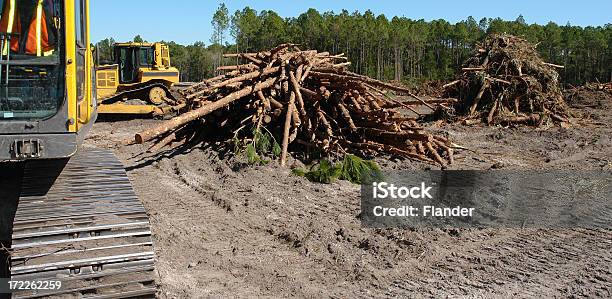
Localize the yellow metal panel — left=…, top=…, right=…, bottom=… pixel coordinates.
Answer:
left=65, top=0, right=77, bottom=132
left=98, top=103, right=156, bottom=115
left=139, top=68, right=180, bottom=84
left=96, top=88, right=118, bottom=99
left=115, top=42, right=155, bottom=47
left=161, top=44, right=171, bottom=68
left=84, top=0, right=93, bottom=124
left=154, top=43, right=163, bottom=69
left=77, top=0, right=94, bottom=127
left=95, top=67, right=119, bottom=98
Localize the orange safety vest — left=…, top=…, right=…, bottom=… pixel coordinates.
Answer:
left=0, top=0, right=53, bottom=56
left=0, top=0, right=21, bottom=54
left=25, top=0, right=53, bottom=56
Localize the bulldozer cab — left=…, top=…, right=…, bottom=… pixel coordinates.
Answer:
left=115, top=44, right=147, bottom=84
left=113, top=42, right=172, bottom=84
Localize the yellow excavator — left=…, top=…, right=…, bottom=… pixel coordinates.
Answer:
left=0, top=0, right=155, bottom=297
left=96, top=42, right=184, bottom=117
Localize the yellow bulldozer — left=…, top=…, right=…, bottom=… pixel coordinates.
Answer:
left=96, top=42, right=184, bottom=116
left=0, top=0, right=156, bottom=297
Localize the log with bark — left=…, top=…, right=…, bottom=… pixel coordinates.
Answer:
left=137, top=44, right=454, bottom=166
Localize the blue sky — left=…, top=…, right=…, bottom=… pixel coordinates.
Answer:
left=91, top=0, right=611, bottom=44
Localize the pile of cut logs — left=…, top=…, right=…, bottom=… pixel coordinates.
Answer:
left=135, top=44, right=456, bottom=166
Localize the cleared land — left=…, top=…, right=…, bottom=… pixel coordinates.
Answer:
left=83, top=89, right=611, bottom=298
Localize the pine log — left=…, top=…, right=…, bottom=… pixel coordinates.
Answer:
left=183, top=73, right=229, bottom=93
left=242, top=53, right=263, bottom=65
left=257, top=90, right=272, bottom=111
left=135, top=77, right=278, bottom=144
left=337, top=103, right=357, bottom=131
left=462, top=67, right=485, bottom=71
left=443, top=80, right=460, bottom=88
left=469, top=81, right=488, bottom=117
left=289, top=71, right=307, bottom=118
left=299, top=86, right=318, bottom=99
left=300, top=65, right=313, bottom=83
left=280, top=92, right=297, bottom=166
left=360, top=128, right=433, bottom=142
left=317, top=111, right=333, bottom=137
left=217, top=64, right=258, bottom=71
left=148, top=132, right=177, bottom=153
left=295, top=65, right=304, bottom=82
left=269, top=97, right=284, bottom=109
left=543, top=62, right=564, bottom=68
left=400, top=98, right=458, bottom=105
left=188, top=66, right=281, bottom=99
left=426, top=142, right=446, bottom=166
left=485, top=76, right=511, bottom=85
left=487, top=99, right=499, bottom=124
left=223, top=52, right=258, bottom=58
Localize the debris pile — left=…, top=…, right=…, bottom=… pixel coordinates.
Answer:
left=444, top=34, right=572, bottom=125
left=582, top=82, right=612, bottom=93
left=135, top=44, right=454, bottom=166
left=412, top=81, right=446, bottom=98
left=565, top=82, right=612, bottom=108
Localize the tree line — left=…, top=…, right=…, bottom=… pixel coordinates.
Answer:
left=96, top=6, right=611, bottom=86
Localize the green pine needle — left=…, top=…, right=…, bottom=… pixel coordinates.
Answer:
left=291, top=168, right=307, bottom=177
left=339, top=154, right=383, bottom=184
left=305, top=159, right=341, bottom=184
left=293, top=155, right=383, bottom=184
left=272, top=142, right=282, bottom=157
left=245, top=143, right=260, bottom=164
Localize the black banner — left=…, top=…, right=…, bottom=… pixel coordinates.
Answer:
left=361, top=171, right=611, bottom=228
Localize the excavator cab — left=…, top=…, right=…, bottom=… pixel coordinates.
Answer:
left=0, top=1, right=157, bottom=297
left=0, top=0, right=92, bottom=160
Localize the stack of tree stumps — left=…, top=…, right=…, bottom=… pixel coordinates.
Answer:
left=135, top=44, right=454, bottom=166
left=444, top=34, right=572, bottom=126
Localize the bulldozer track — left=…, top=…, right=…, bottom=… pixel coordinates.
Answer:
left=99, top=83, right=175, bottom=105
left=10, top=148, right=156, bottom=298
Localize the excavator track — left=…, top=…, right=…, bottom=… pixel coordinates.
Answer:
left=10, top=148, right=156, bottom=298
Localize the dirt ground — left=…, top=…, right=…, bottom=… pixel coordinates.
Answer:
left=83, top=92, right=612, bottom=298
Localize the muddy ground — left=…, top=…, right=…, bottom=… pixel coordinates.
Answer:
left=81, top=92, right=612, bottom=298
